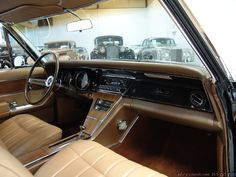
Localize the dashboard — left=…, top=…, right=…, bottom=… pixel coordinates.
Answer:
left=57, top=67, right=212, bottom=113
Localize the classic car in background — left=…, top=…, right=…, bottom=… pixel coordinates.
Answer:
left=76, top=47, right=89, bottom=60
left=90, top=35, right=135, bottom=60
left=43, top=40, right=79, bottom=60
left=137, top=37, right=195, bottom=62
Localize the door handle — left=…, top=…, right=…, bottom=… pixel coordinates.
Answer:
left=9, top=101, right=18, bottom=109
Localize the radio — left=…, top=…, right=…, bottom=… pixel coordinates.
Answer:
left=98, top=77, right=129, bottom=93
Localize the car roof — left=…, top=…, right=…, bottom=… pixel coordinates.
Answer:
left=95, top=35, right=123, bottom=39
left=146, top=37, right=175, bottom=40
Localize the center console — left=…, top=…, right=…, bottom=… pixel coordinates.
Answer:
left=83, top=92, right=122, bottom=136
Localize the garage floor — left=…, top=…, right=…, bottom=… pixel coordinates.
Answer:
left=112, top=117, right=217, bottom=177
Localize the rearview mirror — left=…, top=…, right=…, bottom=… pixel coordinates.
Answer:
left=67, top=19, right=93, bottom=32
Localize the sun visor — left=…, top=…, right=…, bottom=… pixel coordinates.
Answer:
left=0, top=5, right=62, bottom=23
left=0, top=0, right=102, bottom=23
left=61, top=0, right=101, bottom=9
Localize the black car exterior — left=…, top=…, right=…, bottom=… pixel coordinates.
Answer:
left=90, top=35, right=135, bottom=60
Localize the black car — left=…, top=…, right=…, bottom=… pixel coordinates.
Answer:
left=90, top=35, right=135, bottom=60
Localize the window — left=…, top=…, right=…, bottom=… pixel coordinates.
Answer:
left=0, top=25, right=34, bottom=69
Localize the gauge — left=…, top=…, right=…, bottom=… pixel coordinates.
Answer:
left=63, top=73, right=73, bottom=87
left=75, top=72, right=89, bottom=91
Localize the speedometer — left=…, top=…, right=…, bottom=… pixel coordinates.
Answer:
left=75, top=72, right=89, bottom=91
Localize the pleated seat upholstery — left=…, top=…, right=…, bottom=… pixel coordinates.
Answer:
left=35, top=140, right=167, bottom=177
left=0, top=114, right=62, bottom=157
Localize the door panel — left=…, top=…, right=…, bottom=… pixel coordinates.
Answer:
left=0, top=67, right=45, bottom=81
left=0, top=79, right=25, bottom=95
left=0, top=67, right=55, bottom=123
left=0, top=101, right=10, bottom=120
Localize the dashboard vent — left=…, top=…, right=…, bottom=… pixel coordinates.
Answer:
left=190, top=92, right=206, bottom=108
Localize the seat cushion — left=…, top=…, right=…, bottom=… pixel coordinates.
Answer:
left=35, top=140, right=166, bottom=177
left=0, top=114, right=62, bottom=157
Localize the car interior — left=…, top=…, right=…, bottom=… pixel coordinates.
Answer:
left=0, top=0, right=230, bottom=177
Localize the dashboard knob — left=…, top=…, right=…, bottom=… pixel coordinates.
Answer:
left=117, top=120, right=128, bottom=131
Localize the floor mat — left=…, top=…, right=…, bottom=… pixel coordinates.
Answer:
left=112, top=117, right=217, bottom=177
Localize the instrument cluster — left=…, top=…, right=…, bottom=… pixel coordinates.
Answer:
left=58, top=70, right=90, bottom=91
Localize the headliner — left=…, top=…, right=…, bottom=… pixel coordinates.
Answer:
left=0, top=0, right=102, bottom=23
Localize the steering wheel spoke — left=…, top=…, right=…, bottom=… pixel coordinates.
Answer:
left=28, top=75, right=54, bottom=88
left=28, top=78, right=47, bottom=87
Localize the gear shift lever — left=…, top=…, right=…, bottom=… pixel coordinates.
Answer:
left=78, top=125, right=86, bottom=139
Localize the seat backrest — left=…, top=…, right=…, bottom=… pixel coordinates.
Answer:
left=0, top=146, right=33, bottom=177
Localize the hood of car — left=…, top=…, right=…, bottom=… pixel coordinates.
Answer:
left=0, top=0, right=102, bottom=23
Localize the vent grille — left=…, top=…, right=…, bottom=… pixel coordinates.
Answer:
left=190, top=92, right=206, bottom=108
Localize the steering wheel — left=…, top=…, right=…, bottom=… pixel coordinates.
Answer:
left=25, top=52, right=59, bottom=105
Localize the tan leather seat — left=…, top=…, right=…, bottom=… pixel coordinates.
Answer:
left=0, top=114, right=62, bottom=157
left=0, top=140, right=166, bottom=177
left=35, top=140, right=166, bottom=177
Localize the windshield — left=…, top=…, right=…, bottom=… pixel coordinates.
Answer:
left=181, top=0, right=236, bottom=81
left=13, top=0, right=204, bottom=66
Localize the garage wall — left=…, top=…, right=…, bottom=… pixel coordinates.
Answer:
left=50, top=8, right=149, bottom=52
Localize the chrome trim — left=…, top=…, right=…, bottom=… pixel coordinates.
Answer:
left=97, top=89, right=121, bottom=95
left=24, top=133, right=91, bottom=168
left=102, top=73, right=136, bottom=80
left=144, top=73, right=172, bottom=80
left=90, top=119, right=103, bottom=136
left=10, top=104, right=33, bottom=112
left=24, top=151, right=58, bottom=168
left=86, top=115, right=98, bottom=121
left=119, top=116, right=139, bottom=143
